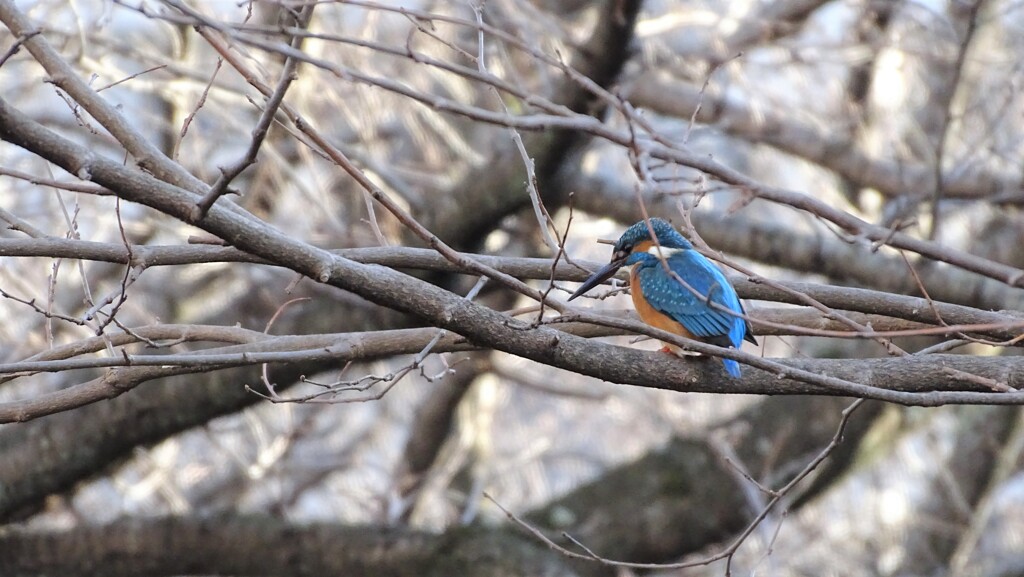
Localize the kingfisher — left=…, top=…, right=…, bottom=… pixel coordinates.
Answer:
left=568, top=218, right=756, bottom=377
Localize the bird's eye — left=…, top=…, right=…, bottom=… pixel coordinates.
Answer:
left=614, top=249, right=629, bottom=261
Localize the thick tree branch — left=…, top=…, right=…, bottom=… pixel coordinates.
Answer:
left=0, top=514, right=580, bottom=577
left=3, top=324, right=1024, bottom=425
left=2, top=239, right=1021, bottom=338
left=4, top=319, right=1019, bottom=420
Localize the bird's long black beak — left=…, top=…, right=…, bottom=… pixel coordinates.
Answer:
left=567, top=260, right=625, bottom=301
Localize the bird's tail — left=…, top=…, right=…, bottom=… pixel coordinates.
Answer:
left=722, top=359, right=741, bottom=378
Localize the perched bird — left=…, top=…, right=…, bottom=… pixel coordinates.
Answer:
left=568, top=218, right=756, bottom=377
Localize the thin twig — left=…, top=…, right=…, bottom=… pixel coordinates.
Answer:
left=182, top=1, right=310, bottom=219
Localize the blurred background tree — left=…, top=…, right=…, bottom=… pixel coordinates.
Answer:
left=1, top=1, right=1024, bottom=575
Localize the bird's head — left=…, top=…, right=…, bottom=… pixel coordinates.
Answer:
left=568, top=218, right=691, bottom=301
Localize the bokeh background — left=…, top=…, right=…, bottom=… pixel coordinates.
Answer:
left=2, top=1, right=1024, bottom=575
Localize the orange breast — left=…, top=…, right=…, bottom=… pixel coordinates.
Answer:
left=630, top=266, right=695, bottom=351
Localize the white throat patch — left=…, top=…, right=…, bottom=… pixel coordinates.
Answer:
left=645, top=246, right=686, bottom=257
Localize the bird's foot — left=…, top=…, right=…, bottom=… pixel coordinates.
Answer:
left=659, top=345, right=702, bottom=358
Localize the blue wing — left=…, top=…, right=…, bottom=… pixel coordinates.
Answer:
left=636, top=251, right=749, bottom=375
